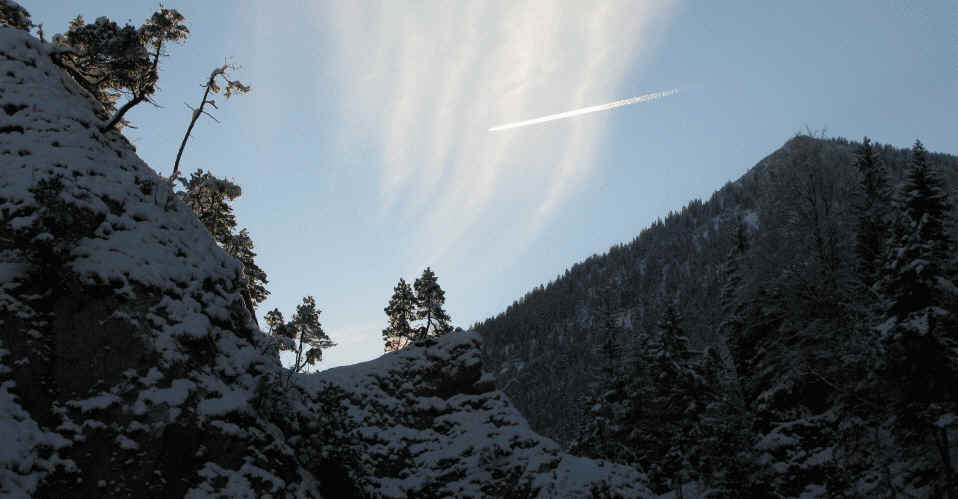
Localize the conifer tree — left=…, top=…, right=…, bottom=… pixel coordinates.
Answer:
left=413, top=267, right=453, bottom=340
left=178, top=169, right=270, bottom=310
left=269, top=297, right=336, bottom=384
left=854, top=137, right=891, bottom=288
left=569, top=291, right=630, bottom=463
left=291, top=296, right=336, bottom=368
left=652, top=305, right=693, bottom=367
left=878, top=140, right=958, bottom=495
left=596, top=323, right=623, bottom=387
left=264, top=306, right=292, bottom=356
left=265, top=308, right=287, bottom=338
left=693, top=347, right=759, bottom=498
left=880, top=140, right=955, bottom=325
left=383, top=278, right=417, bottom=352
left=634, top=304, right=718, bottom=495
left=51, top=9, right=189, bottom=131
left=720, top=218, right=750, bottom=386
left=721, top=218, right=749, bottom=314
left=223, top=229, right=269, bottom=307
left=179, top=169, right=241, bottom=243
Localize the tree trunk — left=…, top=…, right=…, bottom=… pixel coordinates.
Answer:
left=170, top=82, right=214, bottom=184
left=285, top=337, right=303, bottom=387
left=100, top=93, right=146, bottom=133
left=241, top=287, right=258, bottom=326
left=100, top=41, right=163, bottom=133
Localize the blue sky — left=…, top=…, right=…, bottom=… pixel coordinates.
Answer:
left=28, top=1, right=957, bottom=369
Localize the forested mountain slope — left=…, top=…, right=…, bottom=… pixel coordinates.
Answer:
left=475, top=134, right=958, bottom=496
left=0, top=24, right=650, bottom=498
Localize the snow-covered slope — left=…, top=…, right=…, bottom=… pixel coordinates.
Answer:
left=0, top=24, right=649, bottom=498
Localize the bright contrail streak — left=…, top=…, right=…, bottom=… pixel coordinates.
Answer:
left=489, top=88, right=680, bottom=132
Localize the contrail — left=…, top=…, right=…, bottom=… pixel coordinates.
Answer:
left=488, top=88, right=679, bottom=132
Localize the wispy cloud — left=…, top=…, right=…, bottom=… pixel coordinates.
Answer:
left=316, top=0, right=678, bottom=265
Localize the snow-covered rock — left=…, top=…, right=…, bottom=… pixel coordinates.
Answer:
left=0, top=24, right=317, bottom=498
left=300, top=333, right=650, bottom=497
left=0, top=25, right=650, bottom=497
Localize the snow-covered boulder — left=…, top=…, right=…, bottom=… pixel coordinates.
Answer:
left=0, top=25, right=650, bottom=498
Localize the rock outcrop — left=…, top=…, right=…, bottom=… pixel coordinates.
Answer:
left=0, top=25, right=318, bottom=498
left=302, top=334, right=649, bottom=497
left=0, top=24, right=649, bottom=498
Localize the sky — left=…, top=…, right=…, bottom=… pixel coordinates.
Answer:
left=27, top=1, right=958, bottom=369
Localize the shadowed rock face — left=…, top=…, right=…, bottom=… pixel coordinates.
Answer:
left=0, top=24, right=649, bottom=498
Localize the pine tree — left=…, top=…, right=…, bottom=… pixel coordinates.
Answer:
left=880, top=140, right=955, bottom=327
left=652, top=304, right=693, bottom=367
left=596, top=323, right=622, bottom=387
left=569, top=384, right=632, bottom=465
left=383, top=278, right=417, bottom=352
left=51, top=9, right=189, bottom=131
left=270, top=297, right=336, bottom=384
left=693, top=347, right=760, bottom=498
left=569, top=291, right=630, bottom=463
left=179, top=169, right=241, bottom=243
left=721, top=218, right=750, bottom=315
left=630, top=304, right=706, bottom=494
left=720, top=218, right=750, bottom=388
left=223, top=229, right=269, bottom=308
left=178, top=169, right=270, bottom=311
left=878, top=140, right=958, bottom=496
left=854, top=137, right=892, bottom=288
left=265, top=308, right=286, bottom=337
left=264, top=307, right=292, bottom=354
left=292, top=297, right=336, bottom=367
left=413, top=267, right=453, bottom=340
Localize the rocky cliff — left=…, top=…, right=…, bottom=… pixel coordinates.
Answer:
left=0, top=24, right=648, bottom=498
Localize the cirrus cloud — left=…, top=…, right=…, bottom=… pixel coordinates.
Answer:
left=314, top=0, right=678, bottom=266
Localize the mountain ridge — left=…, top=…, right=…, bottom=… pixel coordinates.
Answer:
left=474, top=131, right=958, bottom=496
left=475, top=134, right=958, bottom=442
